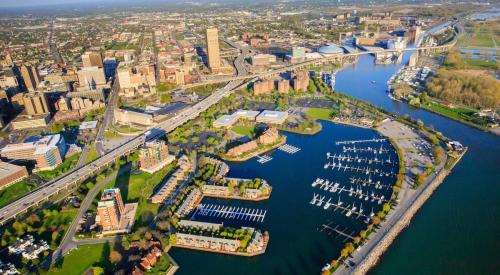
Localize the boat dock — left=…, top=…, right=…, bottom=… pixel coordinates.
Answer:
left=324, top=161, right=396, bottom=177
left=311, top=179, right=389, bottom=204
left=320, top=222, right=356, bottom=241
left=335, top=138, right=386, bottom=145
left=278, top=144, right=301, bottom=154
left=311, top=194, right=371, bottom=222
left=326, top=153, right=395, bottom=166
left=195, top=204, right=267, bottom=223
left=349, top=176, right=392, bottom=189
left=256, top=155, right=272, bottom=164
left=342, top=144, right=392, bottom=154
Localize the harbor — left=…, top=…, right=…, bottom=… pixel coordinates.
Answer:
left=193, top=204, right=267, bottom=223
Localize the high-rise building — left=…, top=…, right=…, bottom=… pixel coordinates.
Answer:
left=0, top=134, right=67, bottom=171
left=97, top=188, right=125, bottom=231
left=77, top=66, right=106, bottom=88
left=139, top=140, right=174, bottom=173
left=81, top=51, right=103, bottom=68
left=20, top=64, right=41, bottom=92
left=277, top=79, right=290, bottom=94
left=206, top=28, right=221, bottom=72
left=22, top=92, right=50, bottom=115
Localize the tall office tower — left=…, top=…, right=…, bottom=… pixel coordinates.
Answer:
left=205, top=28, right=221, bottom=72
left=20, top=64, right=41, bottom=92
left=97, top=188, right=125, bottom=231
left=81, top=51, right=103, bottom=68
left=22, top=92, right=50, bottom=115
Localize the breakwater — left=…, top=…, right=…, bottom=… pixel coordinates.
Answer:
left=348, top=149, right=467, bottom=275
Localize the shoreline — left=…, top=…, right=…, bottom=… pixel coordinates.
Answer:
left=202, top=192, right=271, bottom=202
left=338, top=148, right=467, bottom=275
left=419, top=104, right=500, bottom=137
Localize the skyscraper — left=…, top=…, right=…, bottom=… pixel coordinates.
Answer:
left=139, top=140, right=174, bottom=173
left=22, top=92, right=50, bottom=115
left=20, top=64, right=41, bottom=92
left=81, top=51, right=103, bottom=68
left=97, top=188, right=125, bottom=231
left=206, top=28, right=221, bottom=72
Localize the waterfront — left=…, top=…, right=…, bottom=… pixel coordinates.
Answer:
left=170, top=53, right=499, bottom=275
left=336, top=54, right=500, bottom=275
left=171, top=122, right=397, bottom=274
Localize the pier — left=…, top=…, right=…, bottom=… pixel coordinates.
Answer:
left=256, top=155, right=272, bottom=164
left=311, top=194, right=372, bottom=222
left=342, top=144, right=392, bottom=154
left=311, top=179, right=389, bottom=204
left=326, top=153, right=395, bottom=166
left=277, top=144, right=301, bottom=154
left=335, top=138, right=386, bottom=146
left=324, top=161, right=396, bottom=177
left=195, top=204, right=267, bottom=223
left=320, top=222, right=356, bottom=241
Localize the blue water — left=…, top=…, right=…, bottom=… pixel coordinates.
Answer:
left=335, top=54, right=500, bottom=275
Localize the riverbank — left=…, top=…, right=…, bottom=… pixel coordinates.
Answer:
left=419, top=102, right=500, bottom=137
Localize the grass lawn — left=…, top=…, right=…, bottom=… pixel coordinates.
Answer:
left=114, top=164, right=175, bottom=228
left=85, top=146, right=99, bottom=164
left=306, top=107, right=333, bottom=120
left=0, top=179, right=37, bottom=208
left=231, top=125, right=254, bottom=137
left=462, top=58, right=498, bottom=70
left=36, top=153, right=81, bottom=181
left=47, top=243, right=111, bottom=275
left=421, top=101, right=488, bottom=126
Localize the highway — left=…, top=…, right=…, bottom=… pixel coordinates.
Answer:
left=0, top=77, right=244, bottom=226
left=95, top=75, right=120, bottom=156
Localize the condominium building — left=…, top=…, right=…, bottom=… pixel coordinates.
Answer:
left=253, top=79, right=274, bottom=95
left=0, top=161, right=28, bottom=189
left=150, top=156, right=191, bottom=204
left=22, top=92, right=50, bottom=115
left=293, top=70, right=309, bottom=92
left=139, top=140, right=175, bottom=173
left=0, top=134, right=67, bottom=171
left=257, top=127, right=279, bottom=144
left=206, top=28, right=221, bottom=72
left=20, top=64, right=41, bottom=92
left=97, top=188, right=125, bottom=231
left=277, top=79, right=290, bottom=94
left=81, top=51, right=103, bottom=68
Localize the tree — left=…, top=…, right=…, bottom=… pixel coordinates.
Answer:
left=345, top=242, right=355, bottom=253
left=416, top=173, right=427, bottom=187
left=372, top=216, right=381, bottom=225
left=383, top=203, right=391, bottom=213
left=433, top=146, right=445, bottom=165
left=144, top=231, right=153, bottom=241
left=360, top=230, right=367, bottom=239
left=330, top=259, right=338, bottom=268
left=109, top=251, right=122, bottom=264
left=354, top=237, right=361, bottom=245
left=160, top=93, right=172, bottom=104
left=340, top=248, right=349, bottom=258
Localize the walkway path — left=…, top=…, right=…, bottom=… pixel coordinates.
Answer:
left=44, top=164, right=131, bottom=267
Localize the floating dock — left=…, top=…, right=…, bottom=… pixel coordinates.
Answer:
left=335, top=138, right=386, bottom=145
left=277, top=144, right=301, bottom=154
left=257, top=155, right=272, bottom=164
left=195, top=204, right=267, bottom=223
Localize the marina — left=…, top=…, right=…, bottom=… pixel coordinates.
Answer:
left=323, top=161, right=396, bottom=177
left=311, top=194, right=374, bottom=223
left=194, top=204, right=267, bottom=223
